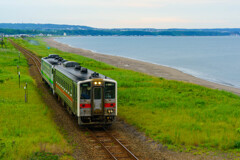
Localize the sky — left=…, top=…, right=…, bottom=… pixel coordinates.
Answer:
left=0, top=0, right=240, bottom=28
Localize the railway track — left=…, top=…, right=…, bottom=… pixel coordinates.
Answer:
left=86, top=127, right=139, bottom=160
left=9, top=39, right=41, bottom=74
left=9, top=39, right=140, bottom=160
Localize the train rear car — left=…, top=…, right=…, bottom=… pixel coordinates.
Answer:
left=41, top=54, right=59, bottom=90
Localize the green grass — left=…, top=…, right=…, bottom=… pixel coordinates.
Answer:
left=13, top=38, right=240, bottom=154
left=0, top=39, right=72, bottom=160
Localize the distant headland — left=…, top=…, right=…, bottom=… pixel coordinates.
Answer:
left=0, top=23, right=240, bottom=36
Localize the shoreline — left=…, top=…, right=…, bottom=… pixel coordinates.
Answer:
left=44, top=37, right=240, bottom=96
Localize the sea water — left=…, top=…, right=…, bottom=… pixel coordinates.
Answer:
left=55, top=36, right=240, bottom=88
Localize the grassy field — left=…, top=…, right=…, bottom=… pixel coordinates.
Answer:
left=0, top=39, right=73, bottom=160
left=13, top=38, right=240, bottom=154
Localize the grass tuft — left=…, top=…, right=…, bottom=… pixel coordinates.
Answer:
left=29, top=152, right=59, bottom=160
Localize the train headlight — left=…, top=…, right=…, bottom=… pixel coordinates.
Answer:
left=94, top=81, right=102, bottom=85
left=107, top=109, right=114, bottom=114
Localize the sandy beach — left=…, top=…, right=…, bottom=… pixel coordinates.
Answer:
left=44, top=37, right=240, bottom=96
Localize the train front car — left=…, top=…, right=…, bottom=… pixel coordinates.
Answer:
left=42, top=56, right=117, bottom=126
left=77, top=78, right=117, bottom=125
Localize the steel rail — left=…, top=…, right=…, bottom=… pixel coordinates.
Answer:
left=9, top=39, right=41, bottom=74
left=103, top=127, right=139, bottom=160
left=87, top=127, right=139, bottom=160
left=86, top=127, right=117, bottom=160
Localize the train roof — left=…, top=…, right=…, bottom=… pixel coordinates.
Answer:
left=42, top=56, right=60, bottom=65
left=42, top=55, right=115, bottom=82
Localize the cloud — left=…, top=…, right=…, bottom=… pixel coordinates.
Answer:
left=1, top=0, right=240, bottom=28
left=0, top=0, right=165, bottom=8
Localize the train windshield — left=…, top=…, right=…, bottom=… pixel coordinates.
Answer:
left=105, top=82, right=115, bottom=99
left=94, top=88, right=102, bottom=99
left=80, top=82, right=91, bottom=99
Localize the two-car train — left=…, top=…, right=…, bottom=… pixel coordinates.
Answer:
left=41, top=54, right=117, bottom=125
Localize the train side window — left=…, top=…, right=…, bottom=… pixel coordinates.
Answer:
left=80, top=82, right=91, bottom=99
left=105, top=82, right=115, bottom=99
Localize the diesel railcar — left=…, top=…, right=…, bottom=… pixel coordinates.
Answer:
left=41, top=54, right=117, bottom=125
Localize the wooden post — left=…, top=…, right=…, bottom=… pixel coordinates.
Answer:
left=18, top=72, right=20, bottom=88
left=17, top=65, right=19, bottom=74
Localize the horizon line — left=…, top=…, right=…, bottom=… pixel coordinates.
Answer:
left=0, top=22, right=240, bottom=30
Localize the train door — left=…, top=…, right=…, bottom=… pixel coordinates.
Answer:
left=92, top=87, right=103, bottom=115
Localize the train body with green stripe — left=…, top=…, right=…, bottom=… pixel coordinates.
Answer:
left=41, top=54, right=117, bottom=125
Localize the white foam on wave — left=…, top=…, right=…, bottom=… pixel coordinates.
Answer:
left=175, top=67, right=240, bottom=88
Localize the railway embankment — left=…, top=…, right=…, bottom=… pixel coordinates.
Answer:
left=9, top=37, right=240, bottom=159
left=0, top=39, right=73, bottom=159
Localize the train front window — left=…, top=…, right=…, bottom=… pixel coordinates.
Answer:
left=80, top=82, right=91, bottom=99
left=105, top=82, right=115, bottom=99
left=94, top=88, right=102, bottom=99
